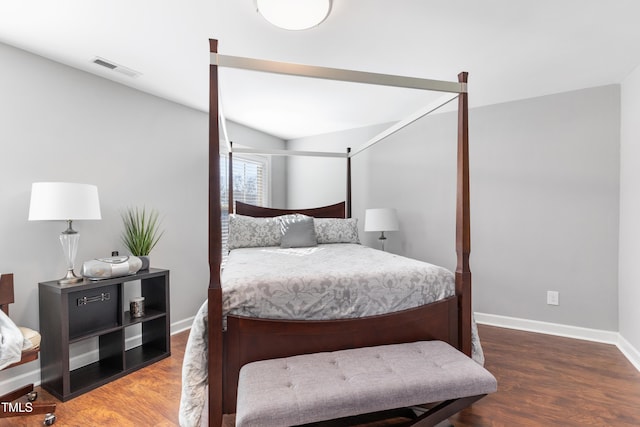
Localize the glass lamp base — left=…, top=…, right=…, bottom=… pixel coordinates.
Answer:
left=58, top=269, right=83, bottom=284
left=59, top=220, right=82, bottom=284
left=378, top=231, right=388, bottom=252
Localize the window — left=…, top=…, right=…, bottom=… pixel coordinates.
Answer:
left=221, top=154, right=268, bottom=212
left=220, top=153, right=269, bottom=260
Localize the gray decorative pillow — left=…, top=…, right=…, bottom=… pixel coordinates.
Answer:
left=228, top=214, right=281, bottom=250
left=314, top=218, right=360, bottom=244
left=279, top=214, right=318, bottom=248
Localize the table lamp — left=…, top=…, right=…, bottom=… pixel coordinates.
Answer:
left=364, top=208, right=399, bottom=251
left=28, top=182, right=102, bottom=284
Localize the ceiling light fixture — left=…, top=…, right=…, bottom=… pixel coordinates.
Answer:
left=256, top=0, right=332, bottom=31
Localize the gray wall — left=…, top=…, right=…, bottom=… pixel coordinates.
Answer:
left=288, top=85, right=621, bottom=332
left=0, top=42, right=284, bottom=389
left=471, top=86, right=619, bottom=330
left=286, top=124, right=388, bottom=211
left=619, top=64, right=640, bottom=352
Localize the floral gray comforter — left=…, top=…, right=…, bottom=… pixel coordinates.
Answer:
left=179, top=244, right=484, bottom=426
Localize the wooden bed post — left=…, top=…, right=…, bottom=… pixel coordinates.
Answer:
left=455, top=72, right=472, bottom=357
left=208, top=38, right=224, bottom=427
left=229, top=141, right=234, bottom=214
left=346, top=147, right=352, bottom=218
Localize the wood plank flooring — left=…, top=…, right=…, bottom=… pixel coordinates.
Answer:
left=2, top=324, right=640, bottom=426
left=451, top=326, right=640, bottom=426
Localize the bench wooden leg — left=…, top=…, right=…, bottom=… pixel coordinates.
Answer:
left=410, top=394, right=486, bottom=427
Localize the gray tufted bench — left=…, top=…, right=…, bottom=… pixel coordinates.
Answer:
left=235, top=340, right=497, bottom=427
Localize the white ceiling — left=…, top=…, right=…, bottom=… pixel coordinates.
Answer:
left=1, top=0, right=640, bottom=140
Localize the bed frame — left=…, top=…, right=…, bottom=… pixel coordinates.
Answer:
left=207, top=39, right=471, bottom=426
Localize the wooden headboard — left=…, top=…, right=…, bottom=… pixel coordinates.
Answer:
left=235, top=201, right=346, bottom=219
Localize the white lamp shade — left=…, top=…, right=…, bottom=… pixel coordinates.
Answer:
left=28, top=182, right=102, bottom=221
left=364, top=208, right=399, bottom=232
left=256, top=0, right=331, bottom=30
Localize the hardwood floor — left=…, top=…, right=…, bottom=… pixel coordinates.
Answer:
left=2, top=325, right=640, bottom=426
left=0, top=331, right=187, bottom=427
left=451, top=326, right=640, bottom=426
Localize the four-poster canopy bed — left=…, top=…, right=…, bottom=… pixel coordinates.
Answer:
left=180, top=38, right=476, bottom=427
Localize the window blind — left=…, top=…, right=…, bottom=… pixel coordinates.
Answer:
left=220, top=153, right=267, bottom=264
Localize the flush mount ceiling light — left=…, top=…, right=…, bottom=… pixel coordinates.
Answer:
left=256, top=0, right=332, bottom=30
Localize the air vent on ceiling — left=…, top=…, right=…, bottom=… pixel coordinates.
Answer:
left=91, top=57, right=142, bottom=78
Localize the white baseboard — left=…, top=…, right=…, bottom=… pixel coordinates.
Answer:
left=171, top=315, right=195, bottom=335
left=0, top=316, right=196, bottom=395
left=474, top=312, right=619, bottom=343
left=617, top=334, right=640, bottom=372
left=475, top=312, right=640, bottom=372
left=0, top=367, right=40, bottom=397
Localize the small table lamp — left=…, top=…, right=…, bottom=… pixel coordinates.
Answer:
left=28, top=182, right=101, bottom=284
left=364, top=208, right=399, bottom=251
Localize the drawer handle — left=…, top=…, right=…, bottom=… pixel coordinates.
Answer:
left=77, top=292, right=111, bottom=306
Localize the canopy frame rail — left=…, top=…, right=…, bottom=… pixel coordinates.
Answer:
left=216, top=53, right=464, bottom=217
left=211, top=53, right=467, bottom=94
left=213, top=53, right=464, bottom=160
left=228, top=89, right=458, bottom=160
left=349, top=92, right=460, bottom=158
left=231, top=147, right=348, bottom=158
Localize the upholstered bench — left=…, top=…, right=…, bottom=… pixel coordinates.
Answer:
left=235, top=340, right=497, bottom=427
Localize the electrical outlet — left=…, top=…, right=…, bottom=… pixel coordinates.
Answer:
left=547, top=291, right=559, bottom=306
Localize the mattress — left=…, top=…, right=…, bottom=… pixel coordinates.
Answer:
left=222, top=243, right=456, bottom=321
